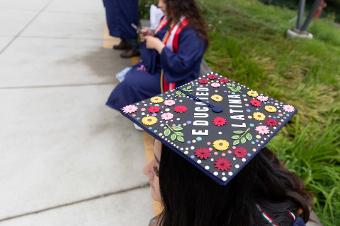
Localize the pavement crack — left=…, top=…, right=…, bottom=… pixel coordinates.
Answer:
left=0, top=183, right=149, bottom=223
left=0, top=0, right=55, bottom=55
left=0, top=82, right=115, bottom=90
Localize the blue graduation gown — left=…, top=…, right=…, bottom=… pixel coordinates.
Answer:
left=106, top=25, right=206, bottom=111
left=103, top=0, right=138, bottom=39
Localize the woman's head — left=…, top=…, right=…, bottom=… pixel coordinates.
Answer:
left=157, top=0, right=209, bottom=45
left=145, top=140, right=312, bottom=226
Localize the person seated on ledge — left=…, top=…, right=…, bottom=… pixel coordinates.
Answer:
left=119, top=76, right=316, bottom=226
left=106, top=0, right=208, bottom=111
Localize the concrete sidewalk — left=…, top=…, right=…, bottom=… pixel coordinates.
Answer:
left=0, top=0, right=153, bottom=225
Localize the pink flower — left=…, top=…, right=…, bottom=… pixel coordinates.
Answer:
left=161, top=113, right=173, bottom=121
left=255, top=125, right=270, bottom=135
left=164, top=99, right=175, bottom=106
left=148, top=106, right=160, bottom=113
left=283, top=105, right=295, bottom=112
left=211, top=82, right=221, bottom=88
left=234, top=146, right=248, bottom=158
left=198, top=78, right=209, bottom=84
left=122, top=105, right=138, bottom=114
left=214, top=158, right=232, bottom=171
left=174, top=105, right=188, bottom=113
left=257, top=95, right=269, bottom=102
left=194, top=148, right=211, bottom=160
left=250, top=98, right=261, bottom=107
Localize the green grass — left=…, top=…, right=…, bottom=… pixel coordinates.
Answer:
left=200, top=0, right=340, bottom=225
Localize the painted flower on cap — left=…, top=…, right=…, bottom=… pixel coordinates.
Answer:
left=265, top=118, right=278, bottom=127
left=164, top=99, right=175, bottom=106
left=141, top=116, right=158, bottom=126
left=247, top=90, right=258, bottom=97
left=148, top=106, right=160, bottom=113
left=257, top=95, right=269, bottom=102
left=161, top=113, right=173, bottom=121
left=198, top=78, right=209, bottom=84
left=219, top=77, right=229, bottom=84
left=212, top=117, right=227, bottom=126
left=174, top=105, right=188, bottom=113
left=255, top=125, right=270, bottom=135
left=283, top=105, right=295, bottom=113
left=208, top=74, right=218, bottom=80
left=234, top=146, right=248, bottom=158
left=122, top=105, right=138, bottom=114
left=253, top=112, right=266, bottom=121
left=211, top=82, right=221, bottom=88
left=250, top=98, right=261, bottom=107
left=265, top=105, right=277, bottom=113
left=150, top=96, right=164, bottom=104
left=194, top=148, right=211, bottom=160
left=213, top=139, right=229, bottom=151
left=214, top=158, right=232, bottom=171
left=211, top=94, right=223, bottom=102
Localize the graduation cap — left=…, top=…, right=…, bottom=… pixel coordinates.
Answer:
left=120, top=72, right=297, bottom=186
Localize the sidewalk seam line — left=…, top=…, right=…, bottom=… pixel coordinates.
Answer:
left=0, top=0, right=54, bottom=55
left=0, top=183, right=149, bottom=223
left=0, top=82, right=115, bottom=90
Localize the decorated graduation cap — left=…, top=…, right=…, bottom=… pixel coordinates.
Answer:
left=121, top=72, right=297, bottom=186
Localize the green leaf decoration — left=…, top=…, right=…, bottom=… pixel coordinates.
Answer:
left=246, top=133, right=252, bottom=141
left=172, top=126, right=183, bottom=131
left=171, top=134, right=177, bottom=141
left=164, top=128, right=171, bottom=137
left=233, top=130, right=244, bottom=135
left=177, top=136, right=184, bottom=142
left=241, top=137, right=247, bottom=144
left=176, top=132, right=184, bottom=137
left=231, top=135, right=240, bottom=139
left=233, top=140, right=240, bottom=146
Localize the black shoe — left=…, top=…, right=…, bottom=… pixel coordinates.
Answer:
left=113, top=41, right=131, bottom=50
left=120, top=49, right=140, bottom=58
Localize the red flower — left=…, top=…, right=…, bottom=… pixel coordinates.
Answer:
left=265, top=118, right=278, bottom=127
left=234, top=146, right=248, bottom=158
left=219, top=77, right=229, bottom=84
left=250, top=98, right=261, bottom=107
left=148, top=106, right=160, bottom=113
left=198, top=78, right=209, bottom=84
left=212, top=117, right=227, bottom=126
left=194, top=148, right=211, bottom=160
left=214, top=158, right=232, bottom=171
left=208, top=74, right=218, bottom=80
left=174, top=105, right=188, bottom=113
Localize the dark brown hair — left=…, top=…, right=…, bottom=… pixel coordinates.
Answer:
left=158, top=147, right=312, bottom=226
left=164, top=0, right=209, bottom=46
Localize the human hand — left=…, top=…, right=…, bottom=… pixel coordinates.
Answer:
left=145, top=36, right=165, bottom=54
left=139, top=28, right=154, bottom=42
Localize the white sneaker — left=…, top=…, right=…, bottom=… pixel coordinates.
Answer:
left=287, top=29, right=313, bottom=39
left=134, top=123, right=143, bottom=131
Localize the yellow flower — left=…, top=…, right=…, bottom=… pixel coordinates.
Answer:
left=213, top=139, right=229, bottom=151
left=264, top=105, right=277, bottom=113
left=247, top=90, right=258, bottom=97
left=150, top=96, right=164, bottom=104
left=211, top=94, right=223, bottom=102
left=141, top=116, right=158, bottom=126
left=253, top=112, right=266, bottom=121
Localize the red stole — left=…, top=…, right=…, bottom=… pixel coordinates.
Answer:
left=156, top=17, right=189, bottom=92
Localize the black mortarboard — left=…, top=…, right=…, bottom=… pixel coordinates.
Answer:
left=120, top=72, right=297, bottom=185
